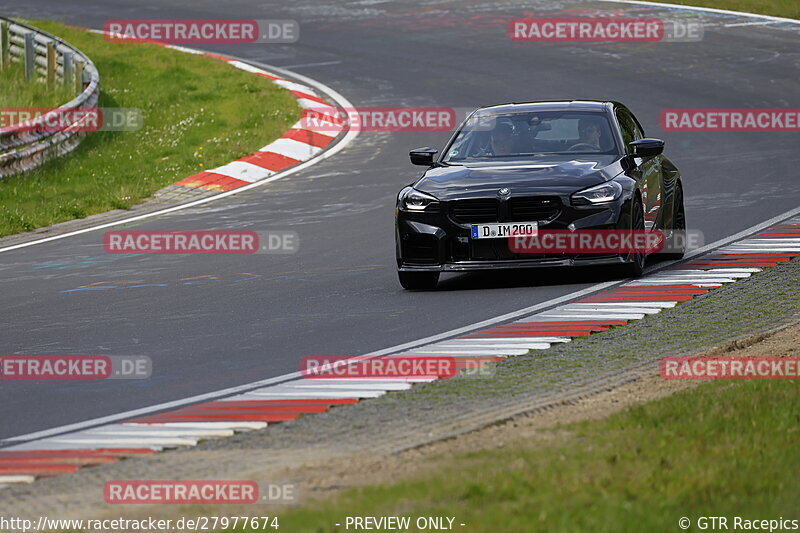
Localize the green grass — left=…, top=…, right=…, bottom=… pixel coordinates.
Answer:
left=0, top=20, right=300, bottom=237
left=269, top=380, right=800, bottom=532
left=659, top=0, right=799, bottom=19
left=0, top=61, right=75, bottom=113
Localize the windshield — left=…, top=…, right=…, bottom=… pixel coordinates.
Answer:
left=443, top=110, right=619, bottom=163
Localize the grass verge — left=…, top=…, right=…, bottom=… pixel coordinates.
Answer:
left=0, top=61, right=75, bottom=112
left=269, top=379, right=800, bottom=532
left=0, top=20, right=300, bottom=237
left=658, top=0, right=799, bottom=19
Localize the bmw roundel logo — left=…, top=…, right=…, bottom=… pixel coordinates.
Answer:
left=499, top=187, right=511, bottom=196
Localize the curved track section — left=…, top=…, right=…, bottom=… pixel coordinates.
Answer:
left=2, top=214, right=799, bottom=487
left=0, top=0, right=798, bottom=449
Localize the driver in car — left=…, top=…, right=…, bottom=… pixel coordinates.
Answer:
left=569, top=118, right=603, bottom=151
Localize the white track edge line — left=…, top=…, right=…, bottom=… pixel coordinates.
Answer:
left=0, top=51, right=359, bottom=255
left=4, top=205, right=800, bottom=445
left=597, top=0, right=800, bottom=25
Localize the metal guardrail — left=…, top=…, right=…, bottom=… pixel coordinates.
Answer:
left=0, top=17, right=100, bottom=178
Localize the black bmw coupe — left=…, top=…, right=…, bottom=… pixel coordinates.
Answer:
left=395, top=100, right=685, bottom=289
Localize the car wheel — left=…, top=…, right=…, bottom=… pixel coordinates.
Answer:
left=618, top=197, right=646, bottom=278
left=398, top=271, right=439, bottom=290
left=663, top=184, right=686, bottom=260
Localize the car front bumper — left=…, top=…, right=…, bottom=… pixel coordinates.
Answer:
left=398, top=255, right=627, bottom=272
left=395, top=195, right=632, bottom=271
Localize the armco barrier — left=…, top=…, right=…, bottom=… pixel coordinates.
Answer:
left=0, top=17, right=99, bottom=177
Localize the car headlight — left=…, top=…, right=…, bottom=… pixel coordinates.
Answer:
left=399, top=187, right=440, bottom=211
left=571, top=181, right=622, bottom=205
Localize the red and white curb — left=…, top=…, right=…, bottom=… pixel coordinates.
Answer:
left=156, top=47, right=343, bottom=192
left=81, top=32, right=344, bottom=192
left=0, top=35, right=357, bottom=256
left=2, top=218, right=798, bottom=487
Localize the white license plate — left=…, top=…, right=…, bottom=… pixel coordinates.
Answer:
left=470, top=222, right=538, bottom=239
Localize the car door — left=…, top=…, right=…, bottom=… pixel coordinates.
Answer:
left=617, top=108, right=663, bottom=230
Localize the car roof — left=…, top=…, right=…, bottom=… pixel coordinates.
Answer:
left=475, top=100, right=619, bottom=114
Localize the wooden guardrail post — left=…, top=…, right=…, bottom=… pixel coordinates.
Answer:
left=46, top=40, right=56, bottom=87
left=23, top=31, right=35, bottom=81
left=74, top=58, right=84, bottom=93
left=0, top=21, right=8, bottom=70
left=63, top=51, right=74, bottom=88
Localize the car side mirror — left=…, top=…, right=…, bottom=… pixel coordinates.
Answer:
left=410, top=147, right=438, bottom=166
left=629, top=138, right=665, bottom=158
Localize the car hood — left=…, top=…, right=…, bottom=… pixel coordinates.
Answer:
left=415, top=156, right=624, bottom=200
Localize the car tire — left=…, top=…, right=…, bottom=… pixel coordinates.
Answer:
left=618, top=196, right=646, bottom=278
left=398, top=271, right=439, bottom=290
left=663, top=184, right=686, bottom=260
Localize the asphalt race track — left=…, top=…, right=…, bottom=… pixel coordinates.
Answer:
left=0, top=0, right=798, bottom=440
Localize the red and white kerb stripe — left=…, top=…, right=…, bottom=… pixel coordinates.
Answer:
left=172, top=56, right=340, bottom=192
left=81, top=33, right=343, bottom=193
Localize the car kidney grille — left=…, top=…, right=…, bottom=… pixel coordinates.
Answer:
left=509, top=197, right=560, bottom=221
left=450, top=199, right=498, bottom=223
left=450, top=197, right=561, bottom=223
